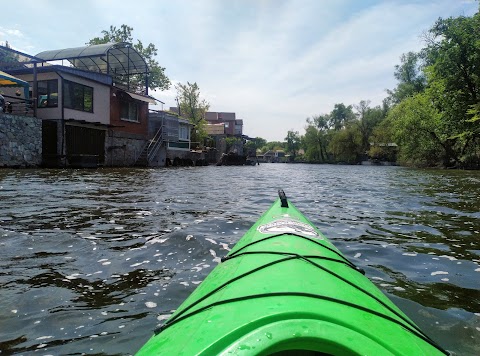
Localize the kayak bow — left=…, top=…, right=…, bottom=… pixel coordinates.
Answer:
left=136, top=190, right=447, bottom=355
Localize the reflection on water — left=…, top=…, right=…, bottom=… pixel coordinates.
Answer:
left=0, top=165, right=479, bottom=355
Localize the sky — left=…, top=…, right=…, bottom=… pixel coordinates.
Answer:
left=1, top=0, right=477, bottom=141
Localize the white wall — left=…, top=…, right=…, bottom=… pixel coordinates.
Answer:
left=15, top=71, right=110, bottom=125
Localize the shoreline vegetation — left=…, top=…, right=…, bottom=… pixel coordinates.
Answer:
left=243, top=11, right=480, bottom=170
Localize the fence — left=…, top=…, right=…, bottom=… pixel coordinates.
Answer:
left=1, top=94, right=34, bottom=117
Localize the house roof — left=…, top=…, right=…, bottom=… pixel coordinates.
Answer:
left=35, top=42, right=148, bottom=76
left=8, top=65, right=114, bottom=87
left=120, top=90, right=157, bottom=104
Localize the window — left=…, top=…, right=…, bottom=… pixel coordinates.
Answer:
left=120, top=101, right=139, bottom=122
left=64, top=80, right=93, bottom=112
left=179, top=124, right=190, bottom=140
left=37, top=79, right=58, bottom=108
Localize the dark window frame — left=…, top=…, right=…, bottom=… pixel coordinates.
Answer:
left=64, top=80, right=94, bottom=113
left=37, top=79, right=58, bottom=108
left=120, top=100, right=139, bottom=122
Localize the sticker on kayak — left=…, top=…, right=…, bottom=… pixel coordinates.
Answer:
left=257, top=218, right=320, bottom=237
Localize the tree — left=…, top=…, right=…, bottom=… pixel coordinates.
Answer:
left=302, top=125, right=324, bottom=162
left=175, top=81, right=210, bottom=145
left=328, top=126, right=363, bottom=164
left=244, top=137, right=267, bottom=156
left=422, top=14, right=480, bottom=167
left=303, top=115, right=331, bottom=163
left=225, top=137, right=243, bottom=153
left=369, top=121, right=397, bottom=162
left=285, top=130, right=301, bottom=159
left=261, top=141, right=285, bottom=153
left=329, top=103, right=355, bottom=131
left=387, top=93, right=448, bottom=167
left=387, top=52, right=426, bottom=104
left=0, top=42, right=21, bottom=70
left=88, top=25, right=170, bottom=93
left=353, top=100, right=386, bottom=154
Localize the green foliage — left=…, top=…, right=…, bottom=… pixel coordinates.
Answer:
left=328, top=126, right=363, bottom=164
left=260, top=141, right=285, bottom=153
left=386, top=93, right=445, bottom=166
left=225, top=137, right=242, bottom=153
left=387, top=52, right=426, bottom=104
left=353, top=100, right=386, bottom=153
left=329, top=103, right=355, bottom=131
left=252, top=12, right=480, bottom=168
left=368, top=121, right=397, bottom=161
left=284, top=131, right=301, bottom=158
left=0, top=44, right=20, bottom=70
left=175, top=81, right=210, bottom=145
left=424, top=14, right=480, bottom=167
left=88, top=24, right=170, bottom=92
left=302, top=124, right=329, bottom=162
left=245, top=137, right=267, bottom=155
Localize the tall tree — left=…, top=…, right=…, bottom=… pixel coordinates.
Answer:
left=329, top=103, right=355, bottom=131
left=328, top=126, right=362, bottom=164
left=302, top=125, right=324, bottom=162
left=303, top=115, right=331, bottom=162
left=423, top=14, right=480, bottom=166
left=353, top=100, right=386, bottom=154
left=285, top=130, right=301, bottom=160
left=387, top=52, right=426, bottom=104
left=88, top=25, right=170, bottom=93
left=387, top=93, right=453, bottom=167
left=176, top=82, right=210, bottom=145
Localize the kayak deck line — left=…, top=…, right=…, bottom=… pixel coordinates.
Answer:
left=154, top=251, right=362, bottom=334
left=154, top=292, right=449, bottom=355
left=155, top=248, right=431, bottom=348
left=223, top=231, right=364, bottom=274
left=223, top=251, right=362, bottom=272
left=138, top=190, right=450, bottom=356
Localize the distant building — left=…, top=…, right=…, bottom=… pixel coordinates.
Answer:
left=168, top=108, right=244, bottom=137
left=205, top=111, right=243, bottom=136
left=262, top=150, right=286, bottom=163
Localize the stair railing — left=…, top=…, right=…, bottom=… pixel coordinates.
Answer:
left=146, top=124, right=164, bottom=163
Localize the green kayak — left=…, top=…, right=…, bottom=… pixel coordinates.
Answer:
left=136, top=191, right=447, bottom=355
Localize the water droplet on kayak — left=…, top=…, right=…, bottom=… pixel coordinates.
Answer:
left=265, top=332, right=272, bottom=339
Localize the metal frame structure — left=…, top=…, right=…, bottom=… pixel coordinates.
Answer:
left=35, top=42, right=149, bottom=94
left=1, top=42, right=149, bottom=94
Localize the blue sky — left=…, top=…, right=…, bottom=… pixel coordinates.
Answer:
left=1, top=0, right=477, bottom=141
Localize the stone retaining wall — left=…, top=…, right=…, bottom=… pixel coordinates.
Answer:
left=105, top=131, right=146, bottom=166
left=0, top=113, right=42, bottom=167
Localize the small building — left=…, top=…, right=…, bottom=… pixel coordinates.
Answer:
left=262, top=150, right=286, bottom=163
left=143, top=110, right=198, bottom=166
left=1, top=42, right=191, bottom=168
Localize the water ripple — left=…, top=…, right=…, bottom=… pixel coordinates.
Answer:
left=0, top=165, right=479, bottom=355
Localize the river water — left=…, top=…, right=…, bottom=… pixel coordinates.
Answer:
left=0, top=164, right=479, bottom=355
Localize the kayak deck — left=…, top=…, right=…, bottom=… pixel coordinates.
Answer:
left=136, top=192, right=447, bottom=355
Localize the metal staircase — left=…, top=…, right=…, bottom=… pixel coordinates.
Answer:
left=134, top=124, right=165, bottom=167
